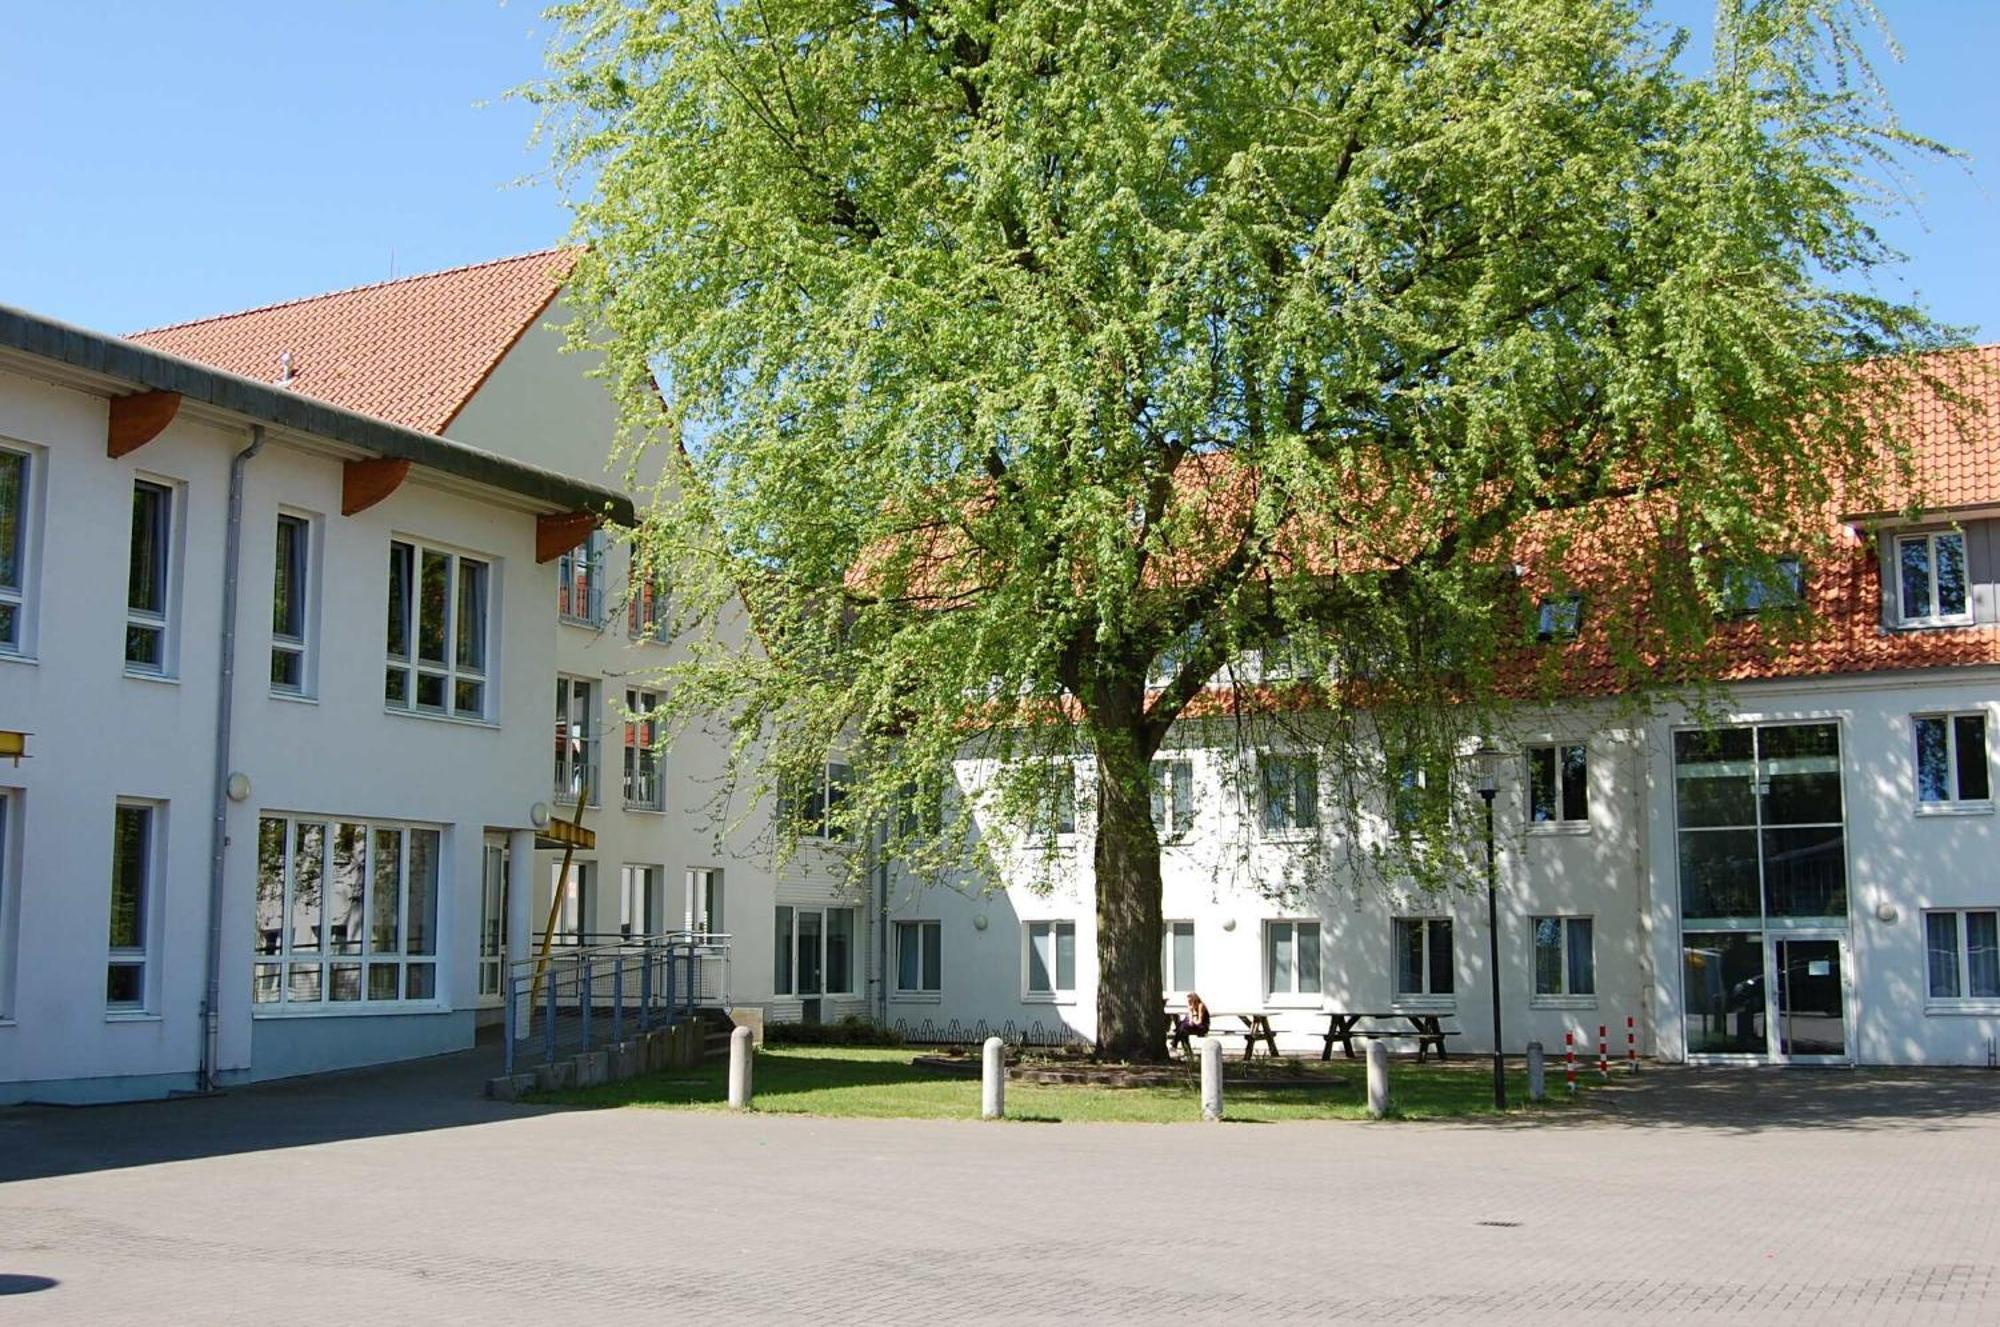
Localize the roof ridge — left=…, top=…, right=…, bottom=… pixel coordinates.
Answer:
left=128, top=246, right=579, bottom=338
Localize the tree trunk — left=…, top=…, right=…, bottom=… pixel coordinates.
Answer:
left=1093, top=728, right=1166, bottom=1062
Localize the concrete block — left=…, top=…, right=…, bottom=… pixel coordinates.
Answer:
left=729, top=1007, right=767, bottom=1046
left=576, top=1050, right=610, bottom=1088
left=534, top=1059, right=577, bottom=1093
left=484, top=1073, right=538, bottom=1102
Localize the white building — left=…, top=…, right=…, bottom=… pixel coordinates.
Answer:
left=0, top=301, right=631, bottom=1103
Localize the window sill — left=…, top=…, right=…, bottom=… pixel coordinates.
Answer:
left=253, top=1002, right=452, bottom=1019
left=1392, top=998, right=1457, bottom=1014
left=1259, top=830, right=1320, bottom=845
left=1526, top=821, right=1592, bottom=837
left=1023, top=993, right=1077, bottom=1006
left=558, top=615, right=607, bottom=631
left=1531, top=995, right=1598, bottom=1011
left=386, top=706, right=500, bottom=732
left=889, top=992, right=942, bottom=1004
left=1924, top=1001, right=2000, bottom=1017
left=0, top=650, right=37, bottom=668
left=622, top=802, right=668, bottom=816
left=1264, top=995, right=1324, bottom=1010
left=269, top=690, right=319, bottom=706
left=1894, top=618, right=1975, bottom=632
left=124, top=668, right=180, bottom=686
left=1915, top=801, right=1995, bottom=818
left=104, top=1010, right=162, bottom=1023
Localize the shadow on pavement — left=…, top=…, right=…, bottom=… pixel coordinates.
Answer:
left=1496, top=1064, right=2000, bottom=1134
left=0, top=1030, right=554, bottom=1184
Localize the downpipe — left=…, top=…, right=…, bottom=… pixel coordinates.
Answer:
left=199, top=425, right=265, bottom=1092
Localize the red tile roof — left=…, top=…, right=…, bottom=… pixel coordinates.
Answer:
left=129, top=249, right=578, bottom=435
left=1855, top=343, right=2000, bottom=516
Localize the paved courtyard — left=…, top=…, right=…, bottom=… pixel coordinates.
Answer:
left=2, top=1056, right=1998, bottom=1324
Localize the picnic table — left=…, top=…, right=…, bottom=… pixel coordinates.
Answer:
left=1164, top=1007, right=1282, bottom=1058
left=1319, top=1011, right=1458, bottom=1063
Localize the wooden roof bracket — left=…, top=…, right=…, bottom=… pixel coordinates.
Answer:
left=537, top=510, right=603, bottom=563
left=107, top=390, right=181, bottom=458
left=342, top=457, right=414, bottom=516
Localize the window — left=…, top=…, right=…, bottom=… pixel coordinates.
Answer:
left=1024, top=761, right=1076, bottom=843
left=687, top=867, right=723, bottom=934
left=1393, top=918, right=1454, bottom=1000
left=1392, top=754, right=1449, bottom=833
left=254, top=815, right=441, bottom=1006
left=1926, top=910, right=2000, bottom=1003
left=775, top=906, right=858, bottom=997
left=1265, top=920, right=1322, bottom=997
left=1532, top=917, right=1596, bottom=1001
left=1527, top=743, right=1589, bottom=826
left=1536, top=595, right=1583, bottom=642
left=271, top=512, right=314, bottom=694
left=557, top=528, right=605, bottom=625
left=0, top=791, right=13, bottom=1016
left=554, top=677, right=600, bottom=805
left=125, top=479, right=175, bottom=673
left=620, top=864, right=661, bottom=938
left=1915, top=714, right=1991, bottom=806
left=1163, top=920, right=1197, bottom=993
left=385, top=540, right=489, bottom=718
left=1721, top=556, right=1804, bottom=616
left=894, top=920, right=942, bottom=994
left=1259, top=753, right=1318, bottom=833
left=782, top=762, right=854, bottom=840
left=1257, top=635, right=1315, bottom=682
left=628, top=546, right=668, bottom=640
left=108, top=802, right=157, bottom=1009
left=1895, top=531, right=1970, bottom=626
left=1150, top=758, right=1195, bottom=840
left=623, top=689, right=664, bottom=810
left=550, top=860, right=594, bottom=946
left=1025, top=920, right=1076, bottom=996
left=0, top=445, right=31, bottom=654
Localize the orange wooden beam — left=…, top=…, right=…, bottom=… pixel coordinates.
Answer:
left=341, top=457, right=414, bottom=516
left=106, top=390, right=181, bottom=458
left=536, top=511, right=601, bottom=563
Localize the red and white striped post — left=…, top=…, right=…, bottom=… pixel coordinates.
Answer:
left=1627, top=1016, right=1637, bottom=1074
left=1565, top=1030, right=1577, bottom=1095
left=1597, top=1024, right=1609, bottom=1079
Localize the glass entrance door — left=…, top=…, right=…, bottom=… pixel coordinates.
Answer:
left=1773, top=936, right=1848, bottom=1061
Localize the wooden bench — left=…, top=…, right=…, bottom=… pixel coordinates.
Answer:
left=1165, top=1009, right=1282, bottom=1058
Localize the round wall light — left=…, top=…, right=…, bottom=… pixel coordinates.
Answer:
left=1874, top=901, right=1899, bottom=924
left=1221, top=916, right=1237, bottom=933
left=529, top=801, right=552, bottom=828
left=973, top=913, right=989, bottom=931
left=225, top=772, right=252, bottom=803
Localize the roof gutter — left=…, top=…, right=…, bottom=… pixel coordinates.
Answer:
left=0, top=302, right=635, bottom=526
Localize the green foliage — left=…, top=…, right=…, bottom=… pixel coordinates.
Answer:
left=530, top=0, right=1960, bottom=1037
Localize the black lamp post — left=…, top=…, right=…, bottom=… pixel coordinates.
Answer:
left=1472, top=738, right=1507, bottom=1110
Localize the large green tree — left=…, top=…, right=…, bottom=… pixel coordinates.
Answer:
left=536, top=0, right=1953, bottom=1059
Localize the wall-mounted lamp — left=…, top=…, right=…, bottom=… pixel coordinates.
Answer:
left=1221, top=917, right=1236, bottom=933
left=225, top=772, right=253, bottom=803
left=972, top=913, right=989, bottom=931
left=1875, top=902, right=1900, bottom=924
left=529, top=801, right=552, bottom=829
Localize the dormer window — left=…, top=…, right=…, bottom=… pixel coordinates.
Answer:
left=1536, top=595, right=1583, bottom=642
left=1721, top=556, right=1803, bottom=617
left=1895, top=531, right=1970, bottom=627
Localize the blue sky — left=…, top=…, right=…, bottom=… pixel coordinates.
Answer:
left=3, top=1, right=1994, bottom=339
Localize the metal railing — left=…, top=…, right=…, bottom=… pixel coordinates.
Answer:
left=503, top=931, right=731, bottom=1076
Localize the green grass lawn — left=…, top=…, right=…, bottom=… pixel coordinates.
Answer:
left=531, top=1046, right=1600, bottom=1123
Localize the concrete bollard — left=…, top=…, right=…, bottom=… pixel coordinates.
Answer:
left=1199, top=1036, right=1224, bottom=1121
left=981, top=1036, right=1006, bottom=1120
left=1526, top=1041, right=1546, bottom=1102
left=727, top=1024, right=754, bottom=1110
left=1365, top=1039, right=1391, bottom=1118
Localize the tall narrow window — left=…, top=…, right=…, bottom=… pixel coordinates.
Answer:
left=108, top=803, right=154, bottom=1009
left=628, top=546, right=668, bottom=640
left=1532, top=916, right=1596, bottom=999
left=1896, top=531, right=1970, bottom=626
left=385, top=540, right=488, bottom=718
left=126, top=480, right=174, bottom=672
left=1265, top=920, right=1322, bottom=997
left=1260, top=754, right=1319, bottom=833
left=1150, top=758, right=1195, bottom=840
left=688, top=867, right=723, bottom=934
left=0, top=791, right=12, bottom=1017
left=773, top=905, right=795, bottom=995
left=783, top=762, right=855, bottom=841
left=552, top=860, right=594, bottom=947
left=826, top=907, right=854, bottom=995
left=271, top=513, right=311, bottom=693
left=1915, top=713, right=1991, bottom=806
left=620, top=864, right=661, bottom=938
left=1163, top=920, right=1197, bottom=993
left=1393, top=918, right=1454, bottom=1000
left=622, top=689, right=664, bottom=810
left=894, top=920, right=942, bottom=993
left=554, top=676, right=599, bottom=805
left=1527, top=743, right=1589, bottom=825
left=1025, top=920, right=1077, bottom=996
left=557, top=528, right=605, bottom=625
left=0, top=446, right=29, bottom=653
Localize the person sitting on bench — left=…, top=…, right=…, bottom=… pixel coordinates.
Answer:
left=1172, top=992, right=1211, bottom=1057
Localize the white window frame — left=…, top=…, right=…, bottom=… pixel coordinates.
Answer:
left=620, top=863, right=662, bottom=938
left=774, top=905, right=859, bottom=998
left=627, top=544, right=668, bottom=641
left=1924, top=908, right=2000, bottom=1012
left=1264, top=918, right=1322, bottom=1002
left=784, top=762, right=854, bottom=841
left=1163, top=919, right=1197, bottom=994
left=107, top=799, right=162, bottom=1014
left=553, top=860, right=596, bottom=946
left=687, top=867, right=724, bottom=935
left=1258, top=752, right=1319, bottom=837
left=253, top=814, right=444, bottom=1011
left=0, top=789, right=18, bottom=1018
left=622, top=688, right=664, bottom=811
left=124, top=476, right=182, bottom=678
left=385, top=538, right=491, bottom=720
left=893, top=919, right=942, bottom=997
left=1526, top=742, right=1590, bottom=832
left=1392, top=916, right=1456, bottom=1008
left=0, top=439, right=41, bottom=659
left=1023, top=919, right=1078, bottom=1001
left=270, top=509, right=319, bottom=697
left=1894, top=530, right=1972, bottom=628
left=1914, top=712, right=1992, bottom=813
left=1530, top=915, right=1596, bottom=1008
left=1721, top=554, right=1804, bottom=617
left=557, top=528, right=606, bottom=626
left=554, top=675, right=601, bottom=806
left=1150, top=757, right=1195, bottom=841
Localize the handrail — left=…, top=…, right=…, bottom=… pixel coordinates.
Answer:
left=502, top=930, right=733, bottom=1077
